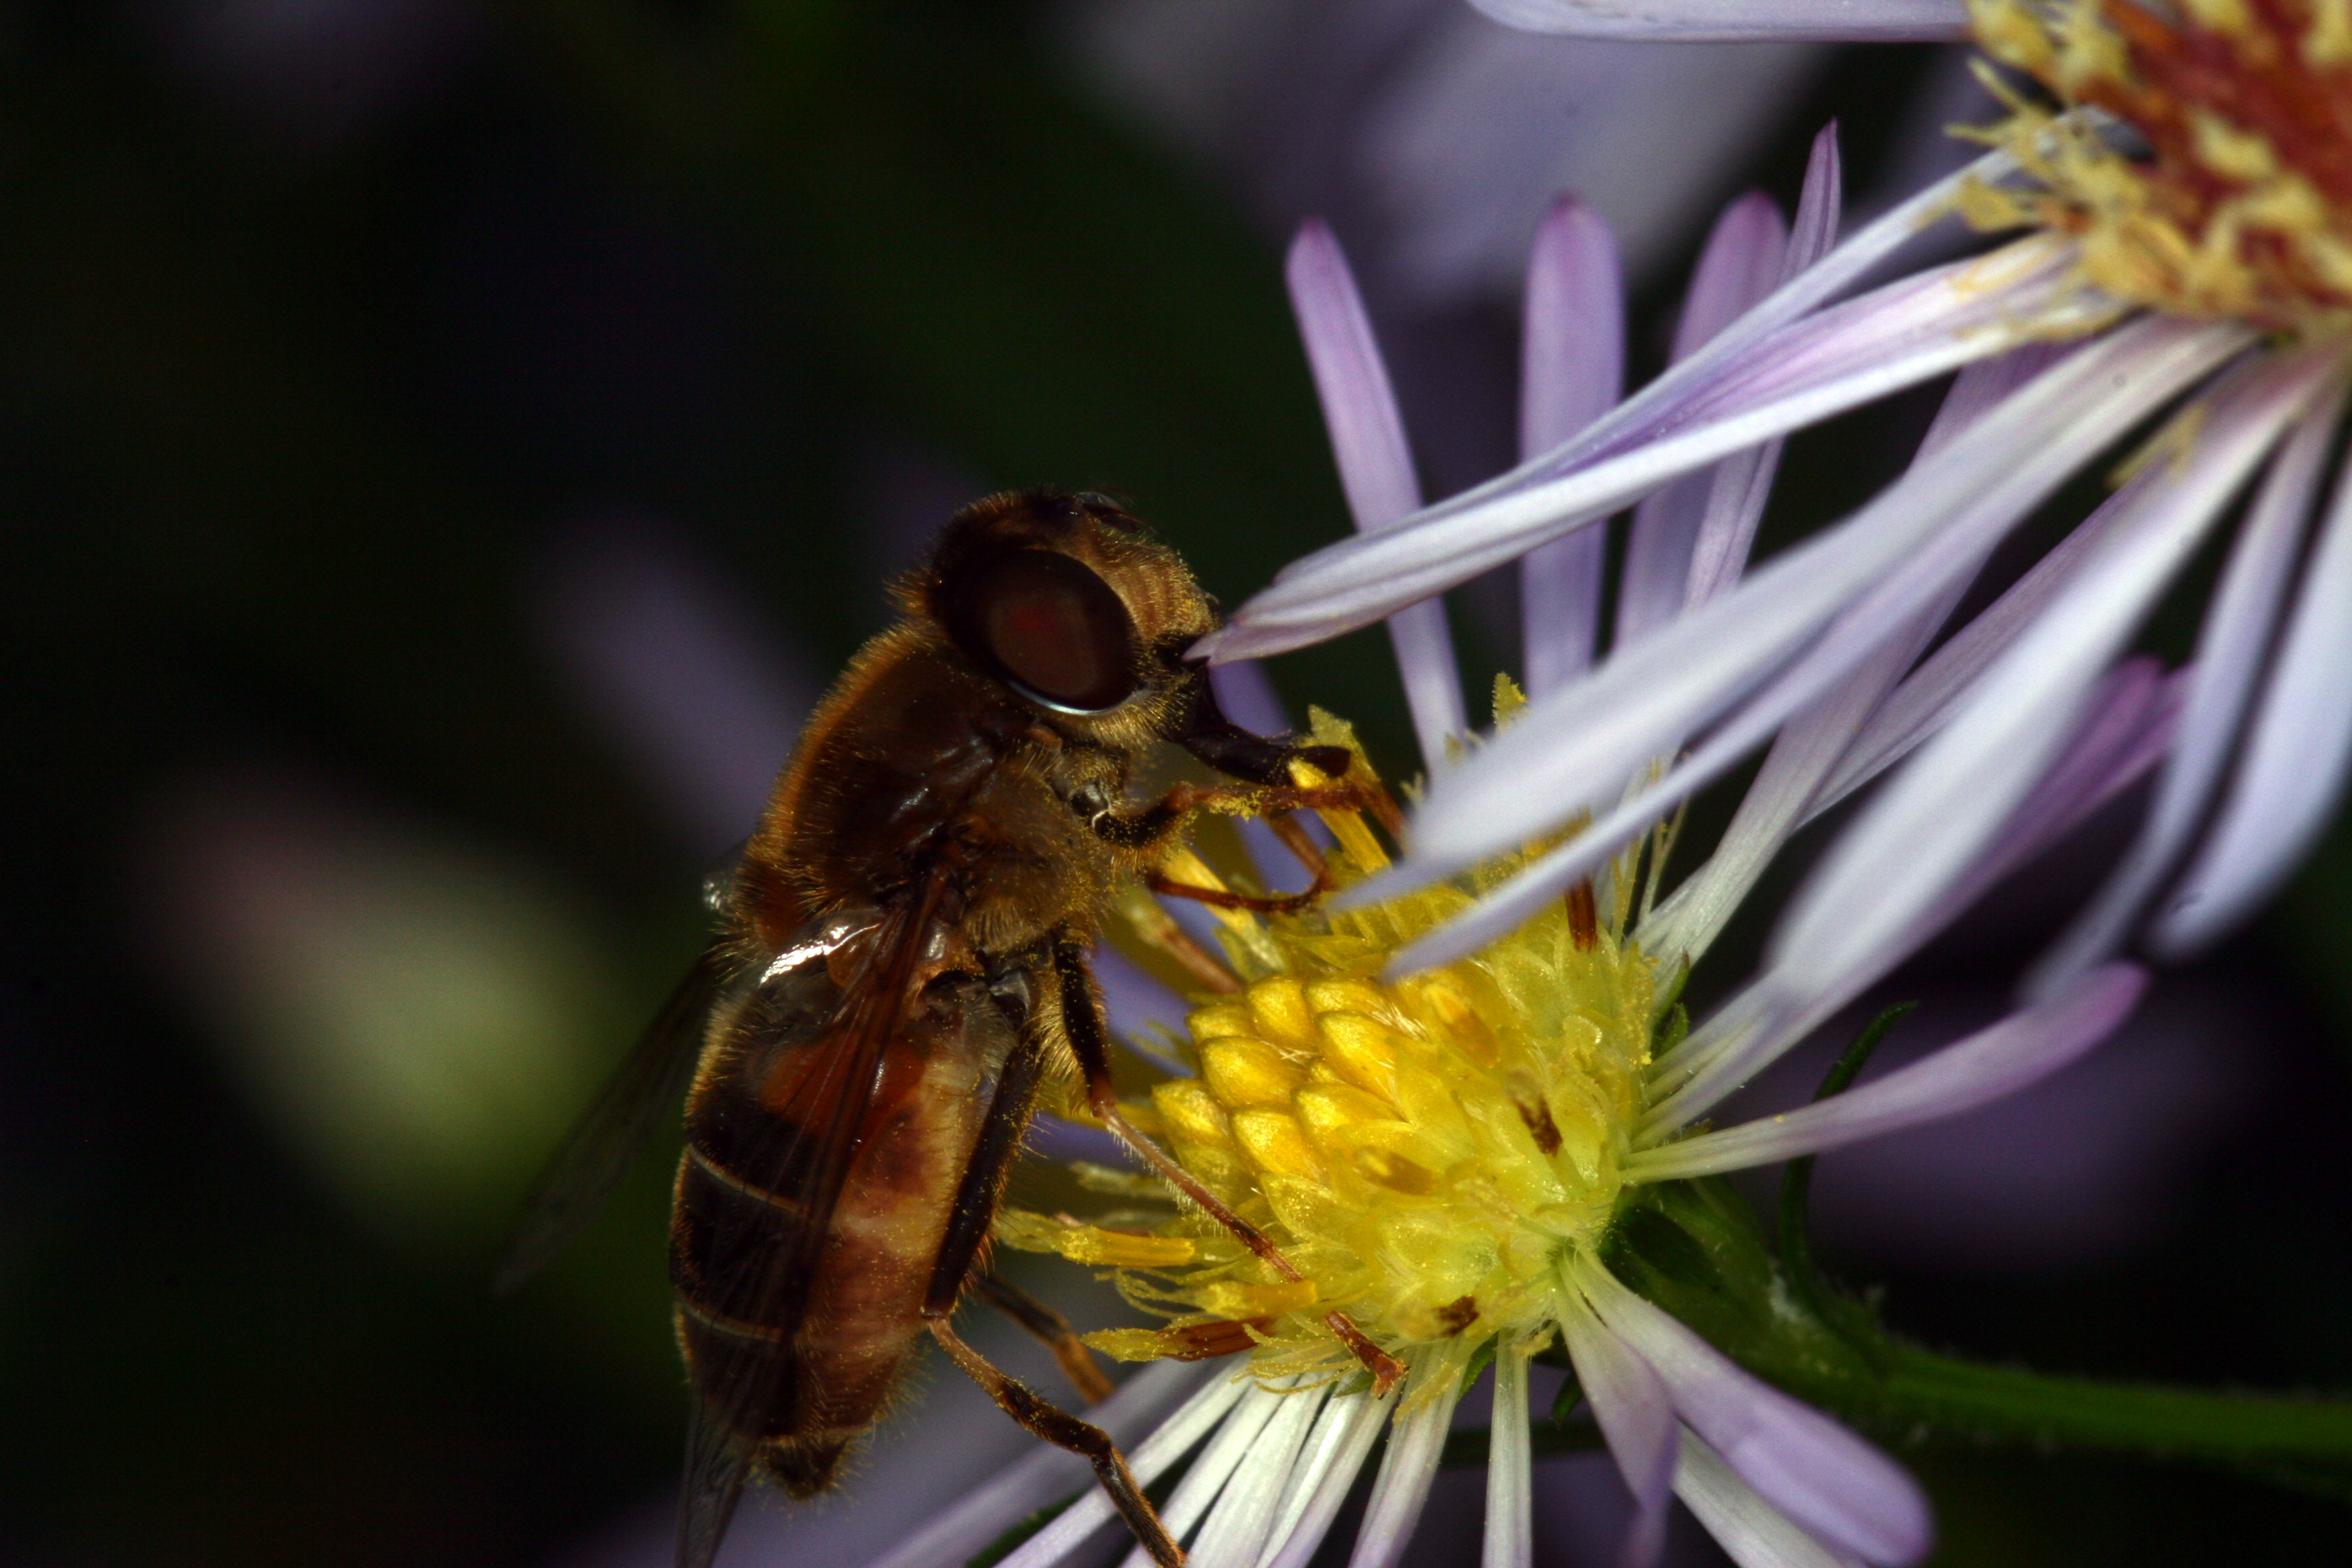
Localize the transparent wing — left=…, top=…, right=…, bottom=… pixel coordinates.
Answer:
left=493, top=941, right=738, bottom=1296
left=674, top=887, right=952, bottom=1430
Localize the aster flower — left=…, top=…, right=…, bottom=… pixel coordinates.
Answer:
left=859, top=163, right=2184, bottom=1568
left=1197, top=0, right=2352, bottom=1012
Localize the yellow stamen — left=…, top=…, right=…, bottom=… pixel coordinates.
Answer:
left=1966, top=0, right=2352, bottom=336
left=1060, top=702, right=1663, bottom=1383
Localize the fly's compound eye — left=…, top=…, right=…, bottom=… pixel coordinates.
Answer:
left=961, top=549, right=1140, bottom=713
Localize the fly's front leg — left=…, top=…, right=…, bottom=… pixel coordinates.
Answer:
left=1050, top=939, right=1405, bottom=1396
left=922, top=1001, right=1182, bottom=1568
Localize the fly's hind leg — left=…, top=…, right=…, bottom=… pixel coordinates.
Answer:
left=1050, top=939, right=1406, bottom=1396
left=926, top=1317, right=1178, bottom=1567
left=924, top=1006, right=1182, bottom=1567
left=971, top=1267, right=1116, bottom=1404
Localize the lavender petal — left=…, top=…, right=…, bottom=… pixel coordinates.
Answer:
left=1571, top=1259, right=1932, bottom=1565
left=1200, top=146, right=2043, bottom=663
left=1471, top=0, right=1968, bottom=43
left=1626, top=963, right=2147, bottom=1180
left=1561, top=1299, right=1680, bottom=1568
left=1673, top=1431, right=1867, bottom=1568
left=1681, top=125, right=1841, bottom=613
left=1651, top=660, right=2184, bottom=1132
left=1345, top=1369, right=1463, bottom=1568
left=1175, top=1381, right=1327, bottom=1568
left=1766, top=346, right=2337, bottom=1022
left=994, top=1371, right=1251, bottom=1568
left=1366, top=316, right=2244, bottom=968
left=1285, top=221, right=1467, bottom=766
left=2031, top=383, right=2348, bottom=992
left=1521, top=196, right=1626, bottom=694
left=2156, top=385, right=2352, bottom=954
left=1619, top=192, right=1789, bottom=648
left=1483, top=1346, right=1538, bottom=1568
left=1260, top=1389, right=1395, bottom=1568
left=1642, top=346, right=2051, bottom=963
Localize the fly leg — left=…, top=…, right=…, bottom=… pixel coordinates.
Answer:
left=1118, top=887, right=1241, bottom=994
left=1146, top=805, right=1344, bottom=914
left=971, top=1267, right=1116, bottom=1404
left=1143, top=867, right=1327, bottom=916
left=1051, top=939, right=1405, bottom=1396
left=922, top=1023, right=1182, bottom=1568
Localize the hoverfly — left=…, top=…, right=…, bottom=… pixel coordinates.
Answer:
left=499, top=492, right=1403, bottom=1568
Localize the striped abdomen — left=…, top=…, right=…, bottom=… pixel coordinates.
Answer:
left=670, top=966, right=996, bottom=1493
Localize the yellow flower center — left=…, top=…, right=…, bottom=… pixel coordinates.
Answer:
left=999, top=698, right=1664, bottom=1385
left=1965, top=0, right=2352, bottom=334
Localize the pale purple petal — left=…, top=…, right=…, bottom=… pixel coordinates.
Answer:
left=1225, top=237, right=2090, bottom=656
left=1483, top=1347, right=1537, bottom=1568
left=1520, top=196, right=1626, bottom=695
left=1783, top=124, right=1843, bottom=278
left=2157, top=402, right=2352, bottom=954
left=1673, top=1432, right=1867, bottom=1568
left=995, top=1372, right=1252, bottom=1568
left=1344, top=1370, right=1464, bottom=1568
left=1287, top=222, right=1421, bottom=532
left=1912, top=342, right=2075, bottom=458
left=1092, top=942, right=1191, bottom=1072
left=530, top=519, right=816, bottom=854
left=1112, top=1385, right=1283, bottom=1568
left=1365, top=316, right=2245, bottom=969
left=1571, top=1260, right=1932, bottom=1565
left=1650, top=660, right=2184, bottom=1132
left=1200, top=144, right=2041, bottom=663
left=1286, top=221, right=1466, bottom=767
left=1766, top=346, right=2337, bottom=1019
left=1681, top=126, right=1842, bottom=613
left=1640, top=345, right=2051, bottom=963
left=1166, top=1382, right=1328, bottom=1568
left=1634, top=626, right=1914, bottom=969
left=1471, top=0, right=1967, bottom=43
left=1260, top=1390, right=1394, bottom=1568
left=869, top=1361, right=1209, bottom=1568
left=1521, top=196, right=1627, bottom=452
left=1561, top=1300, right=1679, bottom=1568
left=1626, top=963, right=2147, bottom=1181
left=1810, top=460, right=2151, bottom=814
left=2031, top=385, right=2347, bottom=993
left=1619, top=192, right=1789, bottom=647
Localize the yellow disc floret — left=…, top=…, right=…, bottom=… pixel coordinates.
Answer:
left=999, top=697, right=1667, bottom=1391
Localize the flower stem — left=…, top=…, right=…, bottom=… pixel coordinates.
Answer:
left=1866, top=1344, right=2352, bottom=1497
left=1604, top=1173, right=2352, bottom=1500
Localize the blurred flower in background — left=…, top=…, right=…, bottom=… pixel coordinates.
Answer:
left=1214, top=10, right=2352, bottom=1009
left=1059, top=0, right=1832, bottom=495
left=144, top=769, right=618, bottom=1248
left=1063, top=0, right=1825, bottom=295
left=144, top=0, right=483, bottom=148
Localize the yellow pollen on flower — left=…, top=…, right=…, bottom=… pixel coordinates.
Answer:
left=1964, top=0, right=2352, bottom=336
left=999, top=701, right=1665, bottom=1389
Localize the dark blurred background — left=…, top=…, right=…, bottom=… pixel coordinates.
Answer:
left=4, top=2, right=2349, bottom=1565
